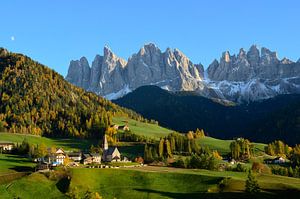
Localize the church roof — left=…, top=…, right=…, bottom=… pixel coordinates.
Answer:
left=105, top=147, right=119, bottom=156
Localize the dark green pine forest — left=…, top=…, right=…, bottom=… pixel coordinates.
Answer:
left=0, top=48, right=139, bottom=138
left=115, top=85, right=300, bottom=145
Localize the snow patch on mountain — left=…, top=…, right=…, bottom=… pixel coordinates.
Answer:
left=104, top=85, right=131, bottom=100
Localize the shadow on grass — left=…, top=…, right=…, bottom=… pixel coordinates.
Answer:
left=50, top=138, right=98, bottom=151
left=134, top=188, right=300, bottom=199
left=118, top=144, right=144, bottom=159
left=4, top=155, right=33, bottom=163
left=9, top=166, right=34, bottom=172
left=56, top=177, right=71, bottom=193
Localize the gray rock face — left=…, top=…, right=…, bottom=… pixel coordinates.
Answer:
left=66, top=43, right=204, bottom=98
left=206, top=45, right=300, bottom=102
left=66, top=57, right=90, bottom=89
left=66, top=44, right=300, bottom=103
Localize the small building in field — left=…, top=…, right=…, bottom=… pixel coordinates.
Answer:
left=265, top=156, right=286, bottom=164
left=0, top=142, right=14, bottom=151
left=90, top=153, right=101, bottom=164
left=83, top=153, right=93, bottom=165
left=273, top=157, right=286, bottom=164
left=36, top=162, right=50, bottom=171
left=110, top=124, right=130, bottom=131
left=68, top=152, right=82, bottom=162
left=118, top=124, right=130, bottom=131
left=102, top=135, right=121, bottom=162
left=82, top=153, right=101, bottom=165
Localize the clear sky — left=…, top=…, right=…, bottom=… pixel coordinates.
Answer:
left=1, top=0, right=300, bottom=76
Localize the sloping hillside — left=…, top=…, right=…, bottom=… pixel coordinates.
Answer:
left=114, top=86, right=300, bottom=144
left=0, top=48, right=138, bottom=138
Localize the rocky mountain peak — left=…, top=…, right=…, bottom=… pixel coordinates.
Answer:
left=139, top=43, right=161, bottom=56
left=79, top=56, right=89, bottom=65
left=281, top=57, right=293, bottom=64
left=247, top=45, right=260, bottom=67
left=66, top=43, right=300, bottom=103
left=260, top=47, right=279, bottom=66
left=238, top=48, right=247, bottom=59
left=222, top=51, right=231, bottom=63
left=103, top=45, right=117, bottom=60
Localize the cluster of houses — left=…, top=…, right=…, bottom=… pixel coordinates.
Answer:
left=34, top=135, right=124, bottom=170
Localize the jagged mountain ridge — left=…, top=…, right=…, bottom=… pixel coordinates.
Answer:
left=66, top=43, right=300, bottom=103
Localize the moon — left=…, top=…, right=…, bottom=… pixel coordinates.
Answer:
left=11, top=36, right=15, bottom=41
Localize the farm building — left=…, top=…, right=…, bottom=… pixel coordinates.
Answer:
left=0, top=142, right=14, bottom=151
left=68, top=152, right=82, bottom=162
left=82, top=153, right=101, bottom=165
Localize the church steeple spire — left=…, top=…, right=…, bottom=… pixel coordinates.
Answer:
left=103, top=134, right=108, bottom=150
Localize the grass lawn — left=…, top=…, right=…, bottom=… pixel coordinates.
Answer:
left=0, top=166, right=300, bottom=199
left=69, top=168, right=222, bottom=199
left=113, top=116, right=173, bottom=139
left=0, top=154, right=35, bottom=175
left=0, top=172, right=66, bottom=199
left=196, top=137, right=266, bottom=156
left=69, top=167, right=300, bottom=199
left=0, top=132, right=96, bottom=151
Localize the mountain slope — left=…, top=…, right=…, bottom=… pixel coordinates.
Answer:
left=0, top=48, right=137, bottom=138
left=114, top=85, right=300, bottom=144
left=66, top=44, right=300, bottom=103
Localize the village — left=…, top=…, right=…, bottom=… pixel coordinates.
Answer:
left=0, top=132, right=144, bottom=171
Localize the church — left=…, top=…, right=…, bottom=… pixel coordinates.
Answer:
left=102, top=135, right=121, bottom=162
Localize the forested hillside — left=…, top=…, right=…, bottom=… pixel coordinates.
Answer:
left=115, top=86, right=300, bottom=145
left=0, top=48, right=138, bottom=138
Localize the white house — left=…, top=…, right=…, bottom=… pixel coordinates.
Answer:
left=55, top=148, right=66, bottom=165
left=82, top=153, right=101, bottom=165
left=90, top=153, right=101, bottom=164
left=0, top=142, right=14, bottom=151
left=273, top=157, right=286, bottom=164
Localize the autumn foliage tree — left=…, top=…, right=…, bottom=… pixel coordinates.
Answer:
left=230, top=138, right=252, bottom=160
left=0, top=48, right=143, bottom=139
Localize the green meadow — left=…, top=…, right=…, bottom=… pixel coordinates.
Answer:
left=113, top=116, right=173, bottom=139
left=196, top=136, right=266, bottom=155
left=0, top=132, right=94, bottom=151
left=1, top=167, right=300, bottom=199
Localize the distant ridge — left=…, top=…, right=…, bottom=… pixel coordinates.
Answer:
left=114, top=85, right=300, bottom=145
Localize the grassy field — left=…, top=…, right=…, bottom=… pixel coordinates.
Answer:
left=1, top=166, right=300, bottom=199
left=0, top=154, right=35, bottom=175
left=0, top=172, right=66, bottom=199
left=0, top=132, right=96, bottom=151
left=69, top=168, right=222, bottom=199
left=113, top=116, right=173, bottom=139
left=56, top=167, right=300, bottom=199
left=196, top=137, right=266, bottom=155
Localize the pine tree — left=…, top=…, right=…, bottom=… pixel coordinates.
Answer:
left=245, top=170, right=260, bottom=193
left=165, top=139, right=172, bottom=157
left=159, top=138, right=164, bottom=157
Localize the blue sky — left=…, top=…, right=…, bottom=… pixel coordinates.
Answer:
left=1, top=0, right=300, bottom=76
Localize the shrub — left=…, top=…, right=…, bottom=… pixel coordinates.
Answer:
left=245, top=170, right=260, bottom=193
left=218, top=177, right=231, bottom=192
left=252, top=162, right=271, bottom=174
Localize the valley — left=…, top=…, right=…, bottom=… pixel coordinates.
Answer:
left=1, top=3, right=300, bottom=197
